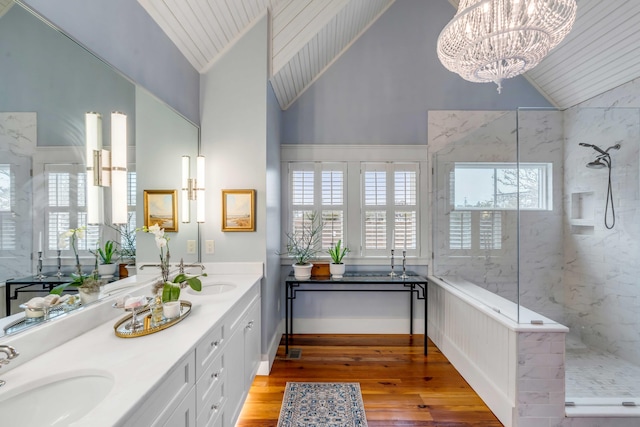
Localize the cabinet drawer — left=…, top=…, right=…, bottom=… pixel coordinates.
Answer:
left=195, top=323, right=224, bottom=379
left=227, top=291, right=260, bottom=336
left=196, top=351, right=225, bottom=416
left=196, top=375, right=226, bottom=427
left=124, top=352, right=196, bottom=427
left=163, top=386, right=196, bottom=427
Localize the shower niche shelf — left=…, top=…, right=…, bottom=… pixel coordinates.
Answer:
left=570, top=192, right=595, bottom=234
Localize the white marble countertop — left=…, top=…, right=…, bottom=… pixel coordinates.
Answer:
left=0, top=263, right=263, bottom=426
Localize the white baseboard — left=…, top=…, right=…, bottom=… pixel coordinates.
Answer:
left=291, top=318, right=425, bottom=334
left=257, top=319, right=284, bottom=376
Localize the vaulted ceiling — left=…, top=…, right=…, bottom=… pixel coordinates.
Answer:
left=139, top=0, right=640, bottom=111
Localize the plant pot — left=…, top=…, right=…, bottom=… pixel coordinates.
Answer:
left=125, top=264, right=137, bottom=277
left=78, top=287, right=100, bottom=305
left=98, top=263, right=117, bottom=278
left=330, top=262, right=346, bottom=279
left=292, top=263, right=313, bottom=280
left=163, top=301, right=181, bottom=319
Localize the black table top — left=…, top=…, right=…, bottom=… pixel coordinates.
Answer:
left=5, top=275, right=76, bottom=284
left=285, top=271, right=427, bottom=284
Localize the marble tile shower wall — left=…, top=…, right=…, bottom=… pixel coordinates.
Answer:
left=429, top=110, right=565, bottom=321
left=563, top=88, right=640, bottom=366
left=0, top=112, right=36, bottom=283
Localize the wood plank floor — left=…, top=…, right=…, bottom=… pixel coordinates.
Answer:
left=237, top=334, right=503, bottom=426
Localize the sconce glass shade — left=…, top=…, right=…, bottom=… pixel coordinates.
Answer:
left=181, top=155, right=191, bottom=223
left=180, top=155, right=205, bottom=223
left=85, top=112, right=103, bottom=225
left=196, top=155, right=205, bottom=223
left=110, top=112, right=127, bottom=224
left=437, top=0, right=577, bottom=93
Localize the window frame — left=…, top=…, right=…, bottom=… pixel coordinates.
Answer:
left=281, top=145, right=429, bottom=265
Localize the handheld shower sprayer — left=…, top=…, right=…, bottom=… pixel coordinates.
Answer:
left=578, top=142, right=621, bottom=229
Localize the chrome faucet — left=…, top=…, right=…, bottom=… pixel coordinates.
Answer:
left=179, top=258, right=185, bottom=274
left=0, top=345, right=19, bottom=387
left=179, top=261, right=205, bottom=273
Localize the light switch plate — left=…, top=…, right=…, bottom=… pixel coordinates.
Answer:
left=205, top=240, right=214, bottom=254
left=187, top=240, right=196, bottom=254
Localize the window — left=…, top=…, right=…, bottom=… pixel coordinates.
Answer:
left=44, top=164, right=99, bottom=255
left=0, top=164, right=16, bottom=251
left=282, top=145, right=426, bottom=262
left=124, top=170, right=137, bottom=243
left=453, top=162, right=552, bottom=210
left=362, top=163, right=418, bottom=257
left=289, top=162, right=346, bottom=251
left=448, top=162, right=551, bottom=252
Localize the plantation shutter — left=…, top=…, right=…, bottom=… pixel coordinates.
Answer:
left=449, top=211, right=471, bottom=249
left=289, top=162, right=346, bottom=256
left=0, top=164, right=16, bottom=250
left=44, top=164, right=99, bottom=256
left=362, top=163, right=419, bottom=257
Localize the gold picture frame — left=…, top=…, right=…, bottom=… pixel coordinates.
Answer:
left=143, top=190, right=179, bottom=232
left=222, top=189, right=256, bottom=232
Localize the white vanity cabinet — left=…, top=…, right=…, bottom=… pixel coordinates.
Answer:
left=226, top=292, right=261, bottom=425
left=196, top=280, right=261, bottom=427
left=123, top=353, right=196, bottom=427
left=131, top=283, right=260, bottom=427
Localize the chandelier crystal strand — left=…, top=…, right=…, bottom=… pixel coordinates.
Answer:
left=437, top=0, right=577, bottom=93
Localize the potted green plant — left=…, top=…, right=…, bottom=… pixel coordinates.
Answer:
left=50, top=271, right=104, bottom=305
left=92, top=240, right=118, bottom=278
left=327, top=239, right=350, bottom=279
left=143, top=224, right=206, bottom=312
left=279, top=212, right=322, bottom=280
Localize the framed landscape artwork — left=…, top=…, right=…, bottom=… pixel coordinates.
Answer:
left=143, top=190, right=178, bottom=232
left=222, top=189, right=256, bottom=232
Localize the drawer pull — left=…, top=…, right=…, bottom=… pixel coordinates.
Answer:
left=210, top=340, right=219, bottom=348
left=210, top=404, right=219, bottom=412
left=246, top=321, right=254, bottom=330
left=210, top=371, right=219, bottom=380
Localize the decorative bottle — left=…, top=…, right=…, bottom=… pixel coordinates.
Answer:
left=150, top=293, right=164, bottom=327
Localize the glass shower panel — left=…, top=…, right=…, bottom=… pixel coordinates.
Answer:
left=517, top=107, right=640, bottom=404
left=431, top=111, right=519, bottom=322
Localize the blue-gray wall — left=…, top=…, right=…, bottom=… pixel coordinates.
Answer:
left=0, top=5, right=135, bottom=147
left=283, top=0, right=553, bottom=144
left=21, top=0, right=199, bottom=125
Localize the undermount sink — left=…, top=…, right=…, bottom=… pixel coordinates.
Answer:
left=0, top=371, right=113, bottom=426
left=187, top=282, right=236, bottom=295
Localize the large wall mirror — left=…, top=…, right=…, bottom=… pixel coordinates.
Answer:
left=0, top=1, right=199, bottom=325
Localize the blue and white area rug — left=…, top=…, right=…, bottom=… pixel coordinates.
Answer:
left=277, top=382, right=368, bottom=427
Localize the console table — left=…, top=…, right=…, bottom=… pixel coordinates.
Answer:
left=4, top=275, right=76, bottom=316
left=284, top=271, right=429, bottom=356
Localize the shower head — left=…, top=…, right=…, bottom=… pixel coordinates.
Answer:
left=586, top=159, right=607, bottom=169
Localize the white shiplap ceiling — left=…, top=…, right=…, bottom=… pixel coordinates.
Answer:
left=141, top=0, right=640, bottom=111
left=138, top=0, right=394, bottom=109
left=525, top=0, right=640, bottom=109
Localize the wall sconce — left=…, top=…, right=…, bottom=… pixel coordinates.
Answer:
left=110, top=112, right=128, bottom=224
left=85, top=111, right=128, bottom=225
left=86, top=112, right=104, bottom=224
left=181, top=155, right=205, bottom=223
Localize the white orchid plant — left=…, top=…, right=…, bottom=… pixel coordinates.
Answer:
left=141, top=224, right=205, bottom=302
left=58, top=226, right=86, bottom=277
left=51, top=226, right=104, bottom=295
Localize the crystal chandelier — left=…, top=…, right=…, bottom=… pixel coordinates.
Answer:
left=437, top=0, right=577, bottom=93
